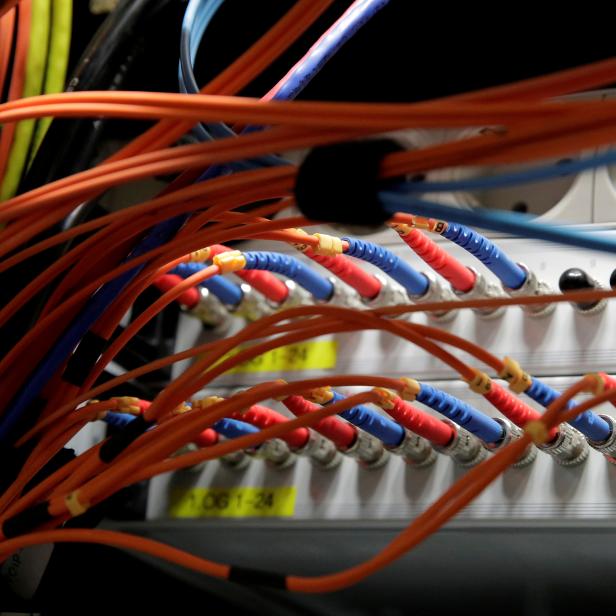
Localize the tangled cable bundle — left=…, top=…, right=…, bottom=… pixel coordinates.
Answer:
left=3, top=0, right=616, bottom=597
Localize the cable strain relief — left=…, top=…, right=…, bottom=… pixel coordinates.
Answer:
left=189, top=247, right=212, bottom=262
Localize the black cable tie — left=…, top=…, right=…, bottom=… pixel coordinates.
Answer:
left=294, top=138, right=404, bottom=227
left=63, top=331, right=108, bottom=387
left=98, top=415, right=153, bottom=464
left=24, top=448, right=76, bottom=494
left=228, top=565, right=287, bottom=589
left=3, top=502, right=53, bottom=539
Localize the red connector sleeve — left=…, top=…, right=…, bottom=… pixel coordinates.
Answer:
left=485, top=382, right=559, bottom=440
left=154, top=274, right=199, bottom=309
left=399, top=228, right=476, bottom=293
left=230, top=404, right=310, bottom=450
left=194, top=428, right=219, bottom=448
left=207, top=244, right=288, bottom=303
left=599, top=372, right=616, bottom=408
left=281, top=394, right=357, bottom=449
left=304, top=249, right=381, bottom=299
left=386, top=396, right=454, bottom=446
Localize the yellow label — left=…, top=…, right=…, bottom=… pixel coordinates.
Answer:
left=168, top=486, right=297, bottom=519
left=223, top=340, right=337, bottom=374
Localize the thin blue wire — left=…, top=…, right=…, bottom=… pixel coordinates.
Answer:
left=380, top=192, right=616, bottom=256
left=179, top=0, right=233, bottom=142
left=398, top=150, right=616, bottom=194
left=269, top=0, right=390, bottom=102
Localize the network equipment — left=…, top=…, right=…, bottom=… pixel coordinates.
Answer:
left=3, top=0, right=616, bottom=611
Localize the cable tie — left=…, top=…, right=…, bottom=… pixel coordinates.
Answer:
left=271, top=379, right=289, bottom=401
left=312, top=233, right=343, bottom=256
left=64, top=490, right=90, bottom=517
left=191, top=396, right=224, bottom=411
left=524, top=420, right=551, bottom=445
left=499, top=357, right=532, bottom=394
left=467, top=370, right=492, bottom=395
left=172, top=403, right=192, bottom=416
left=111, top=396, right=141, bottom=415
left=306, top=386, right=334, bottom=404
left=401, top=215, right=448, bottom=234
left=213, top=250, right=247, bottom=273
left=289, top=228, right=311, bottom=252
left=399, top=377, right=420, bottom=401
left=389, top=222, right=412, bottom=237
left=584, top=373, right=606, bottom=395
left=189, top=247, right=212, bottom=262
left=372, top=387, right=396, bottom=409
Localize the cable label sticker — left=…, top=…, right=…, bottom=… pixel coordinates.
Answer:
left=168, top=486, right=297, bottom=518
left=221, top=340, right=337, bottom=374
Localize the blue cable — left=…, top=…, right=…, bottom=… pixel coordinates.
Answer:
left=269, top=0, right=390, bottom=102
left=179, top=0, right=226, bottom=142
left=0, top=217, right=186, bottom=445
left=342, top=236, right=429, bottom=296
left=397, top=150, right=616, bottom=195
left=324, top=390, right=405, bottom=448
left=416, top=383, right=504, bottom=444
left=173, top=262, right=243, bottom=306
left=525, top=378, right=611, bottom=442
left=214, top=417, right=259, bottom=440
left=441, top=222, right=527, bottom=289
left=243, top=251, right=334, bottom=301
left=103, top=412, right=138, bottom=430
left=380, top=192, right=616, bottom=257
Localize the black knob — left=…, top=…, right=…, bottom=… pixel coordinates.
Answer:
left=558, top=268, right=600, bottom=311
left=610, top=268, right=616, bottom=290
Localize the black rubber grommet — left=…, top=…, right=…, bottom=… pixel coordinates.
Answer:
left=294, top=139, right=404, bottom=227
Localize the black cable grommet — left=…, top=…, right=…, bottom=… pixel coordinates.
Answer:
left=294, top=139, right=404, bottom=227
